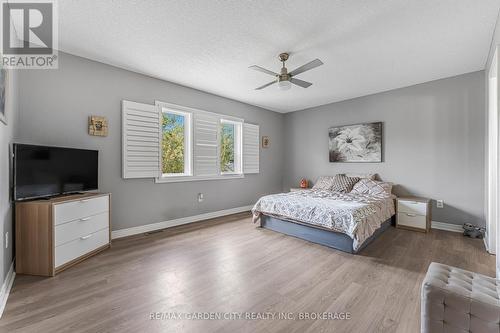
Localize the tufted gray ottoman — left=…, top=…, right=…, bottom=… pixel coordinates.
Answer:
left=421, top=262, right=500, bottom=333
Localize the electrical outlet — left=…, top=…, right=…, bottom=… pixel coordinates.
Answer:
left=198, top=193, right=204, bottom=203
left=436, top=200, right=444, bottom=209
left=5, top=232, right=8, bottom=249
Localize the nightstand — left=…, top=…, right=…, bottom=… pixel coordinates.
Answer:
left=396, top=197, right=431, bottom=233
left=290, top=188, right=309, bottom=192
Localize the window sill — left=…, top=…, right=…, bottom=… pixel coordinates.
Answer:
left=155, top=174, right=244, bottom=183
left=162, top=173, right=191, bottom=177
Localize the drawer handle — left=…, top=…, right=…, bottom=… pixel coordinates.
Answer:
left=79, top=199, right=90, bottom=203
left=406, top=213, right=417, bottom=217
left=80, top=234, right=93, bottom=240
left=79, top=217, right=91, bottom=222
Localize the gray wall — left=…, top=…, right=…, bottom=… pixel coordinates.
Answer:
left=16, top=53, right=487, bottom=231
left=17, top=52, right=284, bottom=231
left=0, top=70, right=18, bottom=284
left=486, top=11, right=500, bottom=71
left=283, top=71, right=486, bottom=226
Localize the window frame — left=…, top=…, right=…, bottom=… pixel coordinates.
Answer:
left=154, top=101, right=245, bottom=183
left=160, top=107, right=192, bottom=178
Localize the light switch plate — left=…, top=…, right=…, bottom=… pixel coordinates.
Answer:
left=436, top=200, right=444, bottom=209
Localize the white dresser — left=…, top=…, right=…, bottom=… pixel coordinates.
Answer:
left=16, top=193, right=111, bottom=276
left=396, top=197, right=431, bottom=233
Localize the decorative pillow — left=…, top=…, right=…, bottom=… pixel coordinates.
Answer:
left=312, top=176, right=336, bottom=190
left=345, top=173, right=376, bottom=180
left=330, top=174, right=360, bottom=193
left=351, top=179, right=393, bottom=195
left=369, top=181, right=392, bottom=195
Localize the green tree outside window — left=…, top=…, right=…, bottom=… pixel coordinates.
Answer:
left=220, top=123, right=235, bottom=172
left=162, top=113, right=185, bottom=174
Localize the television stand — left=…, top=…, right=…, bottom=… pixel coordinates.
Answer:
left=23, top=192, right=88, bottom=201
left=15, top=192, right=111, bottom=276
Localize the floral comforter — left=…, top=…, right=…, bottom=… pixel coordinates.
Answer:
left=252, top=190, right=395, bottom=251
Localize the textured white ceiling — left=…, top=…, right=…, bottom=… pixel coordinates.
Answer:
left=57, top=0, right=500, bottom=113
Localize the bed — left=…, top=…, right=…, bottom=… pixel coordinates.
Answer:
left=252, top=189, right=396, bottom=253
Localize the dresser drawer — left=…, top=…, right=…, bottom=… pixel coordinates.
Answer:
left=397, top=200, right=427, bottom=216
left=55, top=212, right=109, bottom=247
left=54, top=195, right=109, bottom=225
left=397, top=212, right=427, bottom=230
left=55, top=228, right=109, bottom=268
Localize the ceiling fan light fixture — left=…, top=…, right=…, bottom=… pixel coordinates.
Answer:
left=278, top=79, right=291, bottom=91
left=249, top=53, right=323, bottom=91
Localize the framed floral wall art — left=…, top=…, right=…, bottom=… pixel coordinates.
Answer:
left=328, top=122, right=382, bottom=162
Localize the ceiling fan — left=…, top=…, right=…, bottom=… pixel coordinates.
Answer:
left=249, top=53, right=324, bottom=91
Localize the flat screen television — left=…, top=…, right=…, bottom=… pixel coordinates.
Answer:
left=13, top=144, right=98, bottom=201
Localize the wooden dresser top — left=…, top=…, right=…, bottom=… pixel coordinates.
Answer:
left=16, top=192, right=109, bottom=205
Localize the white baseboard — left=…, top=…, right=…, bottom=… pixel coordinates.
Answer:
left=0, top=261, right=15, bottom=318
left=431, top=221, right=463, bottom=233
left=484, top=237, right=490, bottom=252
left=111, top=212, right=469, bottom=239
left=112, top=205, right=253, bottom=239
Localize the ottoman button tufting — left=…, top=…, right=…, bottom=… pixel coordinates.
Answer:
left=422, top=262, right=500, bottom=333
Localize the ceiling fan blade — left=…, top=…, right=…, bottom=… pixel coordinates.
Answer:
left=249, top=65, right=278, bottom=76
left=289, top=59, right=324, bottom=76
left=290, top=78, right=312, bottom=88
left=255, top=80, right=277, bottom=90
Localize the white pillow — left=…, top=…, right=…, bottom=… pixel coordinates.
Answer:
left=311, top=176, right=336, bottom=190
left=351, top=179, right=392, bottom=195
left=345, top=173, right=376, bottom=180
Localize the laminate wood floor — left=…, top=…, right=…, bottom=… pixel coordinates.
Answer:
left=0, top=213, right=494, bottom=333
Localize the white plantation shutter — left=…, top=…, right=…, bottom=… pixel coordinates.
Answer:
left=122, top=100, right=162, bottom=179
left=193, top=112, right=219, bottom=176
left=243, top=123, right=260, bottom=174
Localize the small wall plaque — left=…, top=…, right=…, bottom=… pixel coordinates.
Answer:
left=88, top=116, right=108, bottom=137
left=262, top=136, right=270, bottom=148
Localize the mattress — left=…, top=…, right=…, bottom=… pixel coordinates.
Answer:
left=252, top=189, right=395, bottom=251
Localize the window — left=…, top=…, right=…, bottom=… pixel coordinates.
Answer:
left=161, top=108, right=191, bottom=176
left=220, top=119, right=242, bottom=174
left=122, top=100, right=258, bottom=182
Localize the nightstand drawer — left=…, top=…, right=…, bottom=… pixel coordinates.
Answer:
left=398, top=200, right=427, bottom=216
left=397, top=212, right=427, bottom=229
